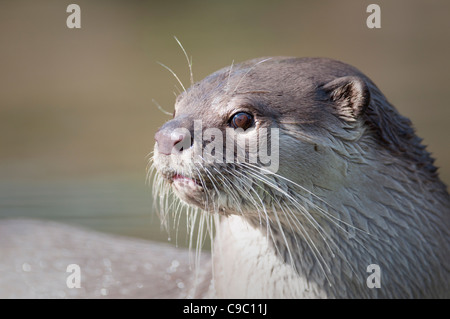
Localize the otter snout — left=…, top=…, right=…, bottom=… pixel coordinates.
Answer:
left=154, top=119, right=193, bottom=155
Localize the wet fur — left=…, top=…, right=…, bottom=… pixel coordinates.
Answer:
left=151, top=57, right=450, bottom=298
left=1, top=57, right=447, bottom=299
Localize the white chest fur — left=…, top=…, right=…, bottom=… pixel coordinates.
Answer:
left=211, top=216, right=327, bottom=298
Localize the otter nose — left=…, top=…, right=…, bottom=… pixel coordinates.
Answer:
left=154, top=128, right=191, bottom=155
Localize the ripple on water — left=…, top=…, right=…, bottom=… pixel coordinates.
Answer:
left=100, top=288, right=109, bottom=296
left=22, top=263, right=31, bottom=272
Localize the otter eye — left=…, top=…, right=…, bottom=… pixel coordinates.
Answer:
left=230, top=112, right=254, bottom=130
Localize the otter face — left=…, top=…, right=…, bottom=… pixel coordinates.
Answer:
left=151, top=57, right=371, bottom=218
left=150, top=57, right=450, bottom=299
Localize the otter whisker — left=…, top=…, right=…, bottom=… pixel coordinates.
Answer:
left=232, top=58, right=273, bottom=94
left=145, top=159, right=155, bottom=186
left=157, top=61, right=187, bottom=92
left=242, top=162, right=373, bottom=237
left=225, top=60, right=235, bottom=91
left=173, top=197, right=186, bottom=246
left=196, top=210, right=206, bottom=270
left=231, top=166, right=333, bottom=281
left=197, top=161, right=221, bottom=213
left=280, top=203, right=334, bottom=279
left=211, top=166, right=245, bottom=216
left=270, top=203, right=298, bottom=270
left=174, top=36, right=194, bottom=87
left=225, top=168, right=287, bottom=260
left=240, top=163, right=336, bottom=241
left=223, top=166, right=271, bottom=229
left=237, top=166, right=334, bottom=280
left=187, top=207, right=199, bottom=268
left=174, top=85, right=183, bottom=96
left=227, top=167, right=301, bottom=258
left=194, top=164, right=218, bottom=213
left=247, top=164, right=382, bottom=268
left=241, top=163, right=368, bottom=281
left=242, top=162, right=335, bottom=213
left=145, top=150, right=155, bottom=160
left=239, top=165, right=358, bottom=280
left=151, top=98, right=173, bottom=116
left=230, top=168, right=275, bottom=241
left=206, top=161, right=248, bottom=215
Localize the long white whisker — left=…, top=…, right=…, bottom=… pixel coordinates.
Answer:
left=226, top=60, right=235, bottom=91
left=233, top=166, right=331, bottom=278
left=157, top=61, right=186, bottom=92
left=240, top=163, right=368, bottom=280
left=152, top=98, right=172, bottom=116
left=233, top=58, right=273, bottom=94
left=242, top=162, right=373, bottom=237
left=174, top=36, right=194, bottom=86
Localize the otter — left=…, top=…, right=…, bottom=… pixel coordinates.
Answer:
left=0, top=57, right=448, bottom=299
left=151, top=57, right=450, bottom=298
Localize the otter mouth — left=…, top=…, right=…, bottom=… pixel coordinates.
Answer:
left=171, top=174, right=203, bottom=190
left=162, top=172, right=207, bottom=206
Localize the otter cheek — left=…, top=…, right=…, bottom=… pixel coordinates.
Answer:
left=277, top=134, right=328, bottom=184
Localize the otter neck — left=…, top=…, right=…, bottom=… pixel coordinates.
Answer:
left=209, top=156, right=449, bottom=298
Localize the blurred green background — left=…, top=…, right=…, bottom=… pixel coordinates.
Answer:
left=0, top=0, right=448, bottom=245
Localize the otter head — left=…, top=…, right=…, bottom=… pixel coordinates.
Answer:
left=151, top=57, right=449, bottom=298
left=151, top=57, right=379, bottom=221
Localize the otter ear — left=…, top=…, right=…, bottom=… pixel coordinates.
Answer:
left=321, top=76, right=370, bottom=121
